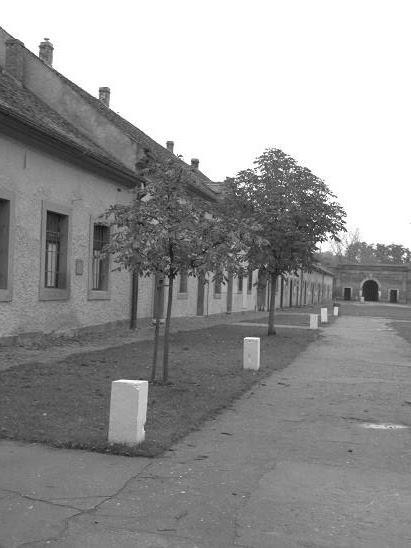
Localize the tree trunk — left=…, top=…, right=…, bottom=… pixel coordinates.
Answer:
left=150, top=318, right=160, bottom=382
left=162, top=275, right=174, bottom=383
left=130, top=270, right=139, bottom=329
left=268, top=272, right=277, bottom=336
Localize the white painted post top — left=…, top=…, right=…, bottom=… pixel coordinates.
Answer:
left=320, top=308, right=328, bottom=323
left=244, top=337, right=260, bottom=370
left=333, top=306, right=339, bottom=316
left=108, top=379, right=148, bottom=446
left=309, top=314, right=318, bottom=329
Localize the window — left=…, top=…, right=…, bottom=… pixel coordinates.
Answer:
left=92, top=224, right=109, bottom=291
left=214, top=279, right=222, bottom=297
left=88, top=219, right=111, bottom=300
left=40, top=201, right=71, bottom=300
left=45, top=212, right=67, bottom=288
left=179, top=271, right=188, bottom=293
left=247, top=268, right=253, bottom=293
left=0, top=191, right=13, bottom=301
left=0, top=199, right=10, bottom=290
left=237, top=275, right=243, bottom=292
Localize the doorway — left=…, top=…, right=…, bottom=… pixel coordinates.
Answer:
left=362, top=280, right=379, bottom=301
left=389, top=289, right=398, bottom=303
left=343, top=287, right=351, bottom=301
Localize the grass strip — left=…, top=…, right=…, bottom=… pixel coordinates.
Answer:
left=0, top=324, right=317, bottom=457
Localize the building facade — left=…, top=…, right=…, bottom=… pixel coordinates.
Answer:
left=334, top=264, right=411, bottom=304
left=0, top=28, right=334, bottom=344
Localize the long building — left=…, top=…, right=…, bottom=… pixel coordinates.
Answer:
left=0, top=28, right=333, bottom=344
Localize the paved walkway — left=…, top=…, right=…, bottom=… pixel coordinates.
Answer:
left=1, top=315, right=411, bottom=547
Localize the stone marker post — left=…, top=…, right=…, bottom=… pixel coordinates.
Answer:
left=243, top=337, right=260, bottom=370
left=309, top=314, right=319, bottom=329
left=333, top=306, right=339, bottom=317
left=108, top=380, right=148, bottom=446
left=321, top=308, right=328, bottom=323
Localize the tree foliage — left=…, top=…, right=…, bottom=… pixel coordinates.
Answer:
left=220, top=148, right=346, bottom=334
left=318, top=229, right=411, bottom=265
left=104, top=156, right=246, bottom=382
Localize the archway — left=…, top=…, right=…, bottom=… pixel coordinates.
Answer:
left=362, top=280, right=379, bottom=301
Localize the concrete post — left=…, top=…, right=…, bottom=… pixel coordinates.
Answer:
left=243, top=337, right=260, bottom=370
left=321, top=308, right=328, bottom=323
left=108, top=380, right=148, bottom=446
left=360, top=297, right=365, bottom=304
left=309, top=314, right=318, bottom=329
left=333, top=306, right=339, bottom=317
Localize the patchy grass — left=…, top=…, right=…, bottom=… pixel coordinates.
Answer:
left=390, top=321, right=411, bottom=345
left=0, top=325, right=317, bottom=457
left=338, top=302, right=411, bottom=321
left=242, top=304, right=337, bottom=327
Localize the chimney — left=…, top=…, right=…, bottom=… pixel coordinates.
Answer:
left=5, top=38, right=25, bottom=81
left=166, top=141, right=174, bottom=153
left=191, top=158, right=199, bottom=170
left=39, top=38, right=54, bottom=66
left=99, top=87, right=110, bottom=107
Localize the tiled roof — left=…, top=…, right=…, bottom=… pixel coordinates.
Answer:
left=0, top=27, right=218, bottom=199
left=42, top=64, right=218, bottom=200
left=0, top=69, right=138, bottom=180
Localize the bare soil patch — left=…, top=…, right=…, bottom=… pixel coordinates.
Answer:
left=0, top=324, right=317, bottom=457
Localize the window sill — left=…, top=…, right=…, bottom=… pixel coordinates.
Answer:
left=39, top=288, right=70, bottom=301
left=88, top=290, right=111, bottom=301
left=177, top=292, right=188, bottom=300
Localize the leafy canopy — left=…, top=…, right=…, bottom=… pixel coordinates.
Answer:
left=104, top=157, right=246, bottom=282
left=220, top=148, right=346, bottom=276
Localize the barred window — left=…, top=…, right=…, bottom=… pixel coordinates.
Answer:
left=214, top=279, right=222, bottom=295
left=92, top=224, right=109, bottom=291
left=237, top=275, right=243, bottom=292
left=45, top=211, right=67, bottom=289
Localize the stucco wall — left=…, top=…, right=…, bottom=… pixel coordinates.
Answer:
left=0, top=133, right=137, bottom=338
left=334, top=265, right=409, bottom=303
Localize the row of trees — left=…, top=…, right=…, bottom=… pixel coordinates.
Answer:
left=319, top=229, right=411, bottom=265
left=105, top=148, right=346, bottom=383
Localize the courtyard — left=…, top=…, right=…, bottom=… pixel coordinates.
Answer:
left=0, top=302, right=410, bottom=547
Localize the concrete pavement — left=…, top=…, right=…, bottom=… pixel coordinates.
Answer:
left=1, top=314, right=410, bottom=547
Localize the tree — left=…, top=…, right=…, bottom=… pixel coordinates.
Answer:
left=104, top=156, right=245, bottom=383
left=220, top=148, right=346, bottom=335
left=320, top=229, right=411, bottom=265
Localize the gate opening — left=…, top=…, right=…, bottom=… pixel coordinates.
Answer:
left=362, top=280, right=379, bottom=301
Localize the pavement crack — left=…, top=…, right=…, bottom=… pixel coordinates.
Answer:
left=0, top=488, right=84, bottom=512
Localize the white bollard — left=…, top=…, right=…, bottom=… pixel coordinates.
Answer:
left=360, top=297, right=365, bottom=304
left=333, top=306, right=339, bottom=317
left=309, top=314, right=319, bottom=329
left=321, top=308, right=328, bottom=323
left=108, top=380, right=148, bottom=446
left=243, top=337, right=260, bottom=370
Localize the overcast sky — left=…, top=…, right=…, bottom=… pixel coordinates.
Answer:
left=3, top=0, right=411, bottom=248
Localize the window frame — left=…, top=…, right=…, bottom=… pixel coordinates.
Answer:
left=88, top=217, right=111, bottom=301
left=39, top=200, right=71, bottom=301
left=0, top=188, right=15, bottom=302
